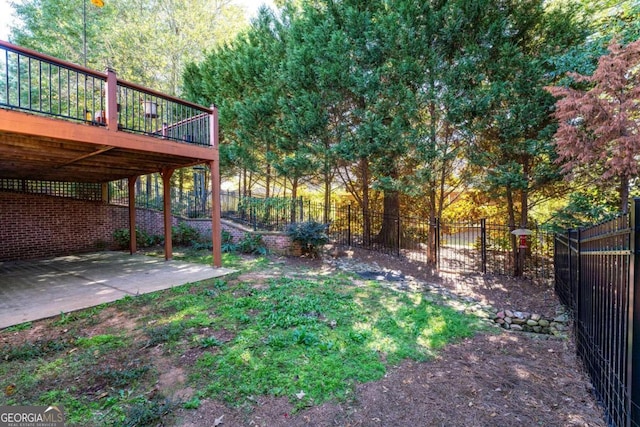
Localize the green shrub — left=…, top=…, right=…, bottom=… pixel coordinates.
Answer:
left=113, top=228, right=161, bottom=249
left=285, top=221, right=329, bottom=257
left=237, top=233, right=267, bottom=255
left=172, top=222, right=201, bottom=246
left=221, top=230, right=237, bottom=253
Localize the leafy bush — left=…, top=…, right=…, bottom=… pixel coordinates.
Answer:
left=113, top=228, right=132, bottom=249
left=191, top=241, right=213, bottom=251
left=113, top=228, right=161, bottom=249
left=172, top=222, right=201, bottom=246
left=188, top=230, right=236, bottom=252
left=237, top=233, right=268, bottom=255
left=285, top=221, right=329, bottom=257
left=221, top=230, right=237, bottom=253
left=123, top=397, right=177, bottom=427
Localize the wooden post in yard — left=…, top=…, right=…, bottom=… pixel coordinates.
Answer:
left=162, top=168, right=175, bottom=260
left=210, top=105, right=222, bottom=267
left=128, top=176, right=137, bottom=254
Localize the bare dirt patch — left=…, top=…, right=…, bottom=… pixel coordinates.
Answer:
left=174, top=333, right=603, bottom=427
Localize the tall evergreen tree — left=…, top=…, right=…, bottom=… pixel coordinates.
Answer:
left=455, top=0, right=586, bottom=275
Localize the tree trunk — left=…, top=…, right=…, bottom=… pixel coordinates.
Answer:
left=178, top=169, right=184, bottom=206
left=428, top=97, right=440, bottom=264
left=242, top=167, right=247, bottom=197
left=265, top=163, right=271, bottom=198
left=145, top=175, right=151, bottom=196
left=290, top=177, right=299, bottom=223
left=377, top=189, right=400, bottom=249
left=361, top=157, right=371, bottom=247
left=621, top=175, right=630, bottom=213
left=505, top=186, right=519, bottom=277
left=265, top=139, right=271, bottom=198
left=323, top=156, right=332, bottom=225
left=427, top=183, right=437, bottom=265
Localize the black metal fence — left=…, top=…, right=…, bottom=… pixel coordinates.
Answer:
left=221, top=192, right=308, bottom=230
left=554, top=198, right=640, bottom=427
left=108, top=177, right=211, bottom=218
left=1, top=178, right=553, bottom=278
left=220, top=191, right=554, bottom=279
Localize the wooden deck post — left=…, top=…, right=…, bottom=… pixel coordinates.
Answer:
left=211, top=105, right=222, bottom=267
left=128, top=176, right=137, bottom=254
left=162, top=168, right=175, bottom=260
left=105, top=68, right=119, bottom=131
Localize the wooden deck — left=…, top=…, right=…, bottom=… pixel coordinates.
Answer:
left=0, top=40, right=222, bottom=265
left=0, top=107, right=218, bottom=183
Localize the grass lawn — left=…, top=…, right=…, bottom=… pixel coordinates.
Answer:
left=0, top=252, right=488, bottom=426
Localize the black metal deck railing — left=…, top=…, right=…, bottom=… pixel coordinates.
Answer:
left=0, top=40, right=212, bottom=147
left=116, top=81, right=211, bottom=146
left=0, top=42, right=105, bottom=123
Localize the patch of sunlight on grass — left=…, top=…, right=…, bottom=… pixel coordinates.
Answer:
left=35, top=358, right=65, bottom=380
left=417, top=315, right=447, bottom=349
left=240, top=349, right=252, bottom=364
left=353, top=321, right=372, bottom=332
left=379, top=296, right=403, bottom=314
left=75, top=334, right=125, bottom=349
left=353, top=289, right=373, bottom=306
left=366, top=328, right=398, bottom=353
left=407, top=292, right=422, bottom=306
left=167, top=306, right=197, bottom=320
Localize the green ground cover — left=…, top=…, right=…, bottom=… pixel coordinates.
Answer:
left=0, top=252, right=486, bottom=426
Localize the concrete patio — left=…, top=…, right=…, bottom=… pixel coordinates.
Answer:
left=0, top=251, right=234, bottom=329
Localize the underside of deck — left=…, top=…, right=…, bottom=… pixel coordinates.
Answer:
left=0, top=108, right=217, bottom=183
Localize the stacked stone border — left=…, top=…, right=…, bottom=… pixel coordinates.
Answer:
left=493, top=309, right=570, bottom=335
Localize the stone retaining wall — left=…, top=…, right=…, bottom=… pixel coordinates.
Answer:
left=492, top=309, right=570, bottom=335
left=220, top=219, right=291, bottom=255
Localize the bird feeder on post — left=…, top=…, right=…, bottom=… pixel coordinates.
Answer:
left=511, top=228, right=532, bottom=277
left=511, top=228, right=533, bottom=248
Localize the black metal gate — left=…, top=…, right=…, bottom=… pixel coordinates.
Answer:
left=435, top=218, right=554, bottom=278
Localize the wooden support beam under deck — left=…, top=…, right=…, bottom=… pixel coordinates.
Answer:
left=162, top=168, right=175, bottom=260
left=128, top=176, right=137, bottom=255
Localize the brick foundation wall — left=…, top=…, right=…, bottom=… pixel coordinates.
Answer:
left=220, top=219, right=291, bottom=254
left=0, top=192, right=128, bottom=261
left=0, top=192, right=293, bottom=261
